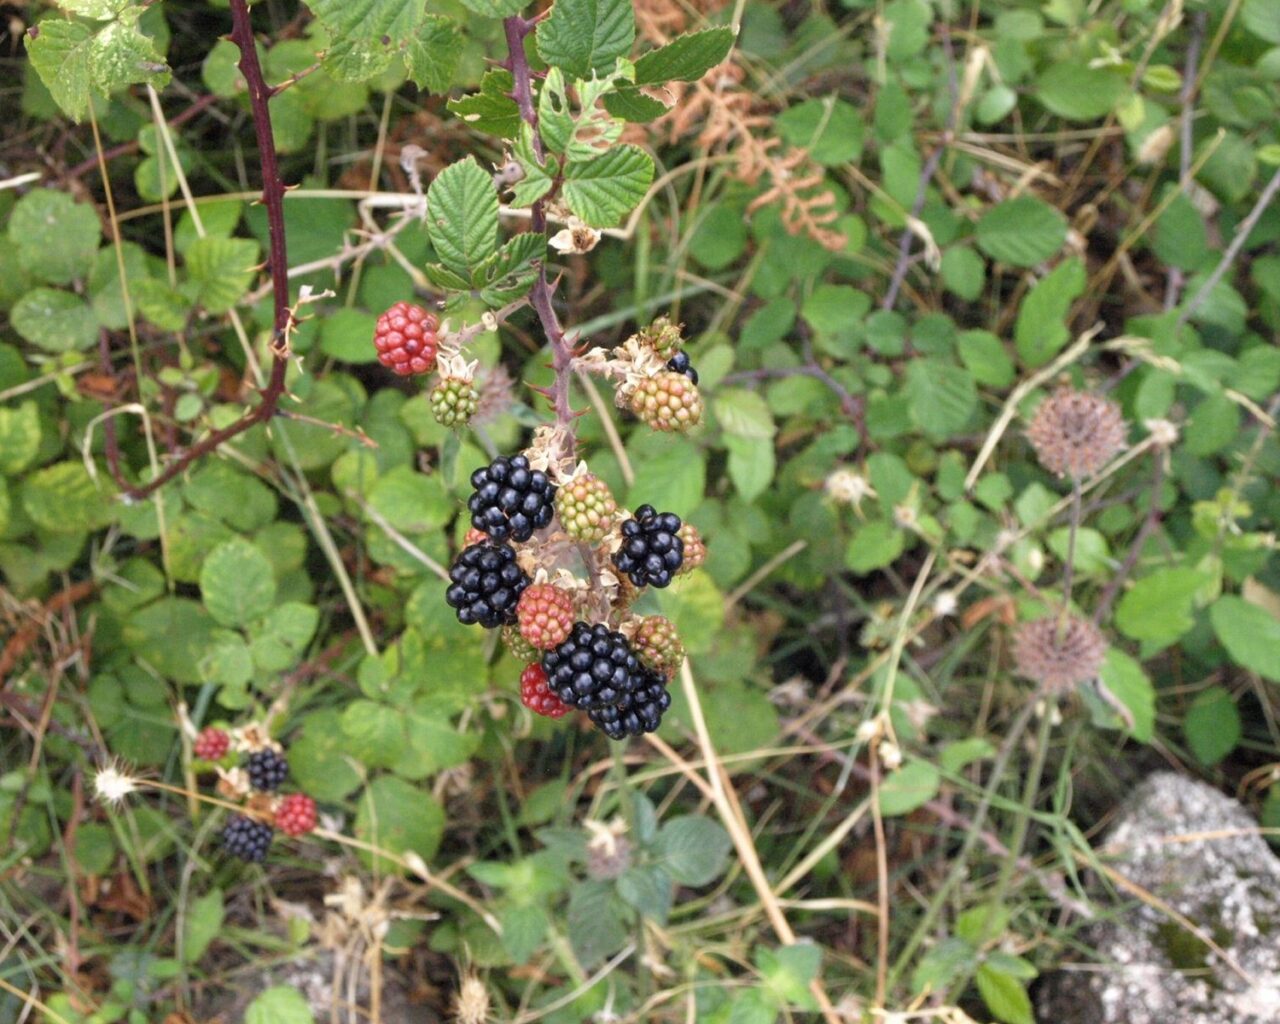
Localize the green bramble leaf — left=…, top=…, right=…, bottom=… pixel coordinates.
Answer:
left=976, top=196, right=1067, bottom=268
left=425, top=156, right=500, bottom=277
left=9, top=188, right=101, bottom=285
left=0, top=402, right=42, bottom=477
left=355, top=776, right=445, bottom=872
left=184, top=235, right=260, bottom=314
left=1184, top=685, right=1241, bottom=766
left=536, top=0, right=635, bottom=80
left=906, top=360, right=976, bottom=437
left=562, top=144, right=654, bottom=227
left=448, top=70, right=522, bottom=138
left=474, top=232, right=546, bottom=306
left=423, top=261, right=474, bottom=293
left=401, top=15, right=461, bottom=94
left=200, top=537, right=277, bottom=628
left=307, top=0, right=421, bottom=80
left=655, top=815, right=732, bottom=886
left=182, top=889, right=224, bottom=966
left=877, top=759, right=940, bottom=816
left=603, top=86, right=669, bottom=122
left=245, top=986, right=315, bottom=1024
left=27, top=15, right=170, bottom=123
left=10, top=288, right=98, bottom=353
left=1115, top=567, right=1208, bottom=647
left=1242, top=0, right=1280, bottom=43
left=23, top=461, right=113, bottom=533
left=1015, top=257, right=1086, bottom=366
left=455, top=0, right=528, bottom=17
left=976, top=962, right=1035, bottom=1024
left=1210, top=595, right=1280, bottom=683
left=57, top=0, right=132, bottom=17
left=633, top=27, right=734, bottom=85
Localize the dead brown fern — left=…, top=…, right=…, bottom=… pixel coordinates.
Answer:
left=632, top=0, right=848, bottom=251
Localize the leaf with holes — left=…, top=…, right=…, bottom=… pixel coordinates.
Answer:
left=402, top=16, right=461, bottom=94
left=634, top=28, right=734, bottom=85
left=474, top=232, right=546, bottom=306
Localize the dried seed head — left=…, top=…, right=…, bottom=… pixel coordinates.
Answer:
left=452, top=973, right=491, bottom=1024
left=1026, top=387, right=1127, bottom=479
left=825, top=468, right=874, bottom=507
left=92, top=762, right=139, bottom=807
left=1011, top=614, right=1107, bottom=691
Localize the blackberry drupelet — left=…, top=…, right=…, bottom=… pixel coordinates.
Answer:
left=612, top=505, right=684, bottom=588
left=588, top=670, right=672, bottom=739
left=245, top=749, right=289, bottom=791
left=665, top=351, right=699, bottom=385
left=221, top=814, right=273, bottom=862
left=541, top=621, right=643, bottom=710
left=445, top=541, right=531, bottom=628
left=467, top=454, right=557, bottom=542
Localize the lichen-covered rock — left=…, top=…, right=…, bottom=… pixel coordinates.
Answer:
left=1035, top=772, right=1280, bottom=1024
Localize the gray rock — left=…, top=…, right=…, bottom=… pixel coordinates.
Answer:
left=1035, top=771, right=1280, bottom=1024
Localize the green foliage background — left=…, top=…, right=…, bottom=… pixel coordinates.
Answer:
left=2, top=0, right=1280, bottom=1021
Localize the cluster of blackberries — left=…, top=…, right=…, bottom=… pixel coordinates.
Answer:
left=540, top=621, right=671, bottom=738
left=468, top=454, right=556, bottom=542
left=666, top=351, right=698, bottom=385
left=204, top=734, right=318, bottom=863
left=613, top=505, right=684, bottom=588
left=445, top=540, right=531, bottom=627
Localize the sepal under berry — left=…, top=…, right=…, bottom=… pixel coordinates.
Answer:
left=629, top=371, right=702, bottom=432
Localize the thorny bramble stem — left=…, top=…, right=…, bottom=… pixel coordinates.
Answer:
left=504, top=15, right=578, bottom=463
left=112, top=0, right=292, bottom=501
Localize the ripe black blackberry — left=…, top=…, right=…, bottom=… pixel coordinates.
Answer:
left=588, top=670, right=672, bottom=739
left=467, top=454, right=557, bottom=542
left=541, top=621, right=642, bottom=710
left=245, top=749, right=288, bottom=792
left=445, top=540, right=531, bottom=628
left=613, top=505, right=684, bottom=588
left=666, top=351, right=699, bottom=385
left=221, top=814, right=273, bottom=862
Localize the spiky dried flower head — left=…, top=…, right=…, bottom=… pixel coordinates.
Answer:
left=452, top=972, right=491, bottom=1024
left=585, top=818, right=633, bottom=880
left=93, top=762, right=140, bottom=807
left=825, top=467, right=875, bottom=508
left=1011, top=614, right=1107, bottom=691
left=1026, top=387, right=1127, bottom=479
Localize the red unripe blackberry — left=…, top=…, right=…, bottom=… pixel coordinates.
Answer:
left=275, top=793, right=318, bottom=837
left=374, top=301, right=440, bottom=377
left=520, top=663, right=569, bottom=718
left=193, top=727, right=230, bottom=760
left=516, top=584, right=576, bottom=651
left=221, top=814, right=273, bottom=862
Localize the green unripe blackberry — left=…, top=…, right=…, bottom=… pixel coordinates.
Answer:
left=555, top=472, right=618, bottom=543
left=431, top=377, right=479, bottom=427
